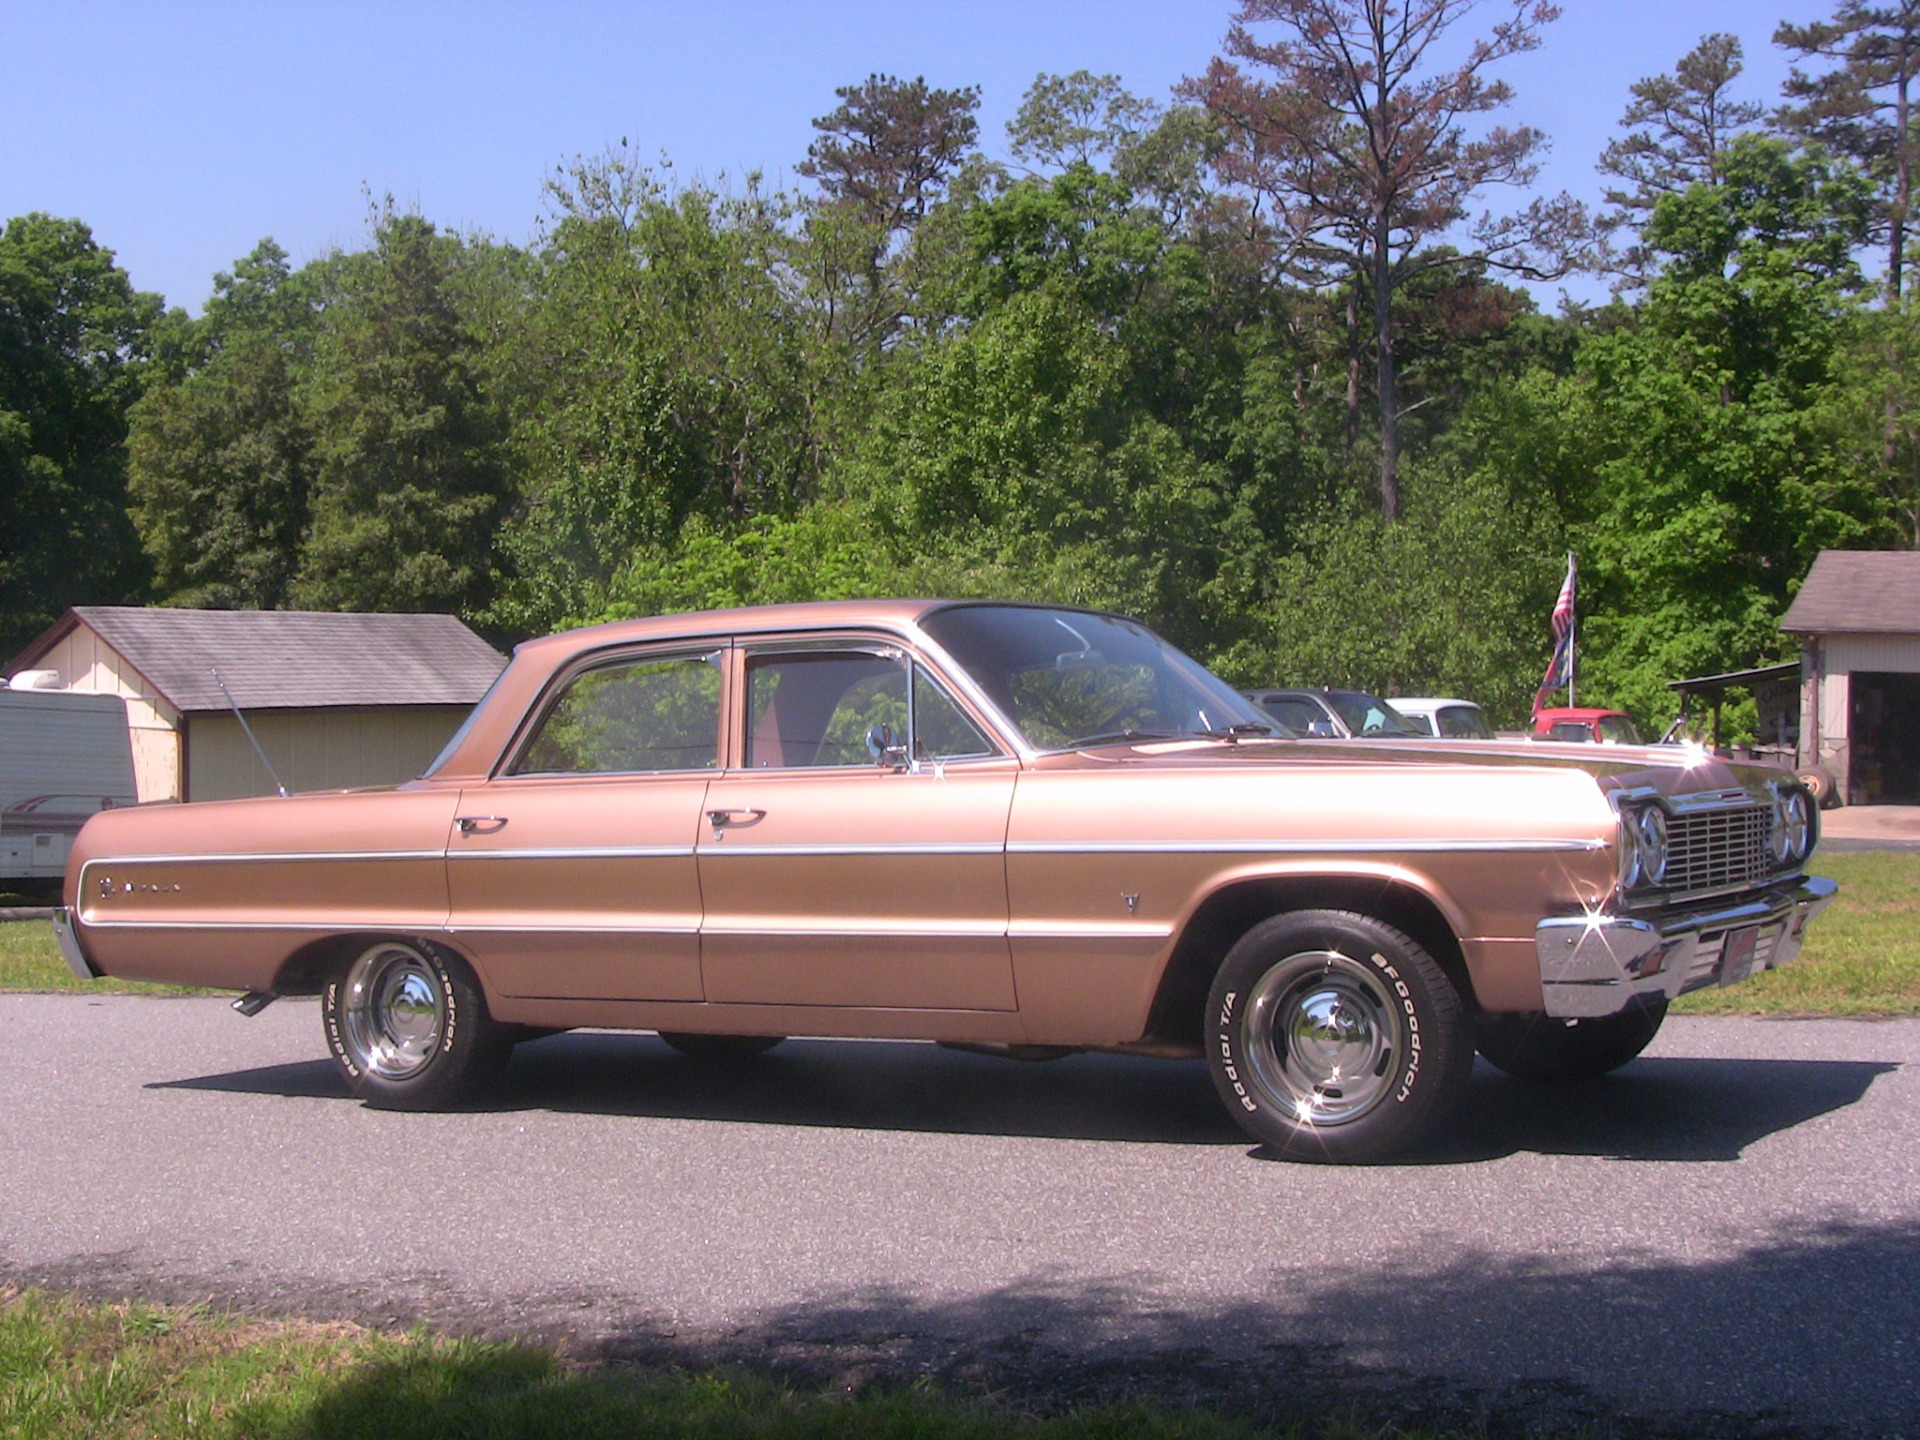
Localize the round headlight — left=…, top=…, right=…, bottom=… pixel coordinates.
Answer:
left=1782, top=788, right=1813, bottom=864
left=1632, top=804, right=1669, bottom=886
left=1769, top=790, right=1793, bottom=865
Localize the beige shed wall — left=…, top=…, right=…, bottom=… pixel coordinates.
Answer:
left=31, top=629, right=183, bottom=802
left=185, top=707, right=468, bottom=801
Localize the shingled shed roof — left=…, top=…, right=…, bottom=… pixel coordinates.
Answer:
left=12, top=607, right=506, bottom=713
left=1781, top=551, right=1920, bottom=636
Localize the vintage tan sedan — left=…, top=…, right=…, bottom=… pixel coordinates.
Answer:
left=54, top=601, right=1835, bottom=1162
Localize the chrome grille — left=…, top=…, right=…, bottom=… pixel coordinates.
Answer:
left=1667, top=804, right=1771, bottom=894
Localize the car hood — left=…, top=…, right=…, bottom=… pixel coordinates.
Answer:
left=1056, top=734, right=1773, bottom=801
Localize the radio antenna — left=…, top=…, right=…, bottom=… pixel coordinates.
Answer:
left=210, top=667, right=289, bottom=797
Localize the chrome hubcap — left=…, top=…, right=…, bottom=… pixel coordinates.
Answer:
left=1242, top=949, right=1404, bottom=1126
left=341, top=943, right=445, bottom=1080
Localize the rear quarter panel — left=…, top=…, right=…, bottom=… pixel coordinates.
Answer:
left=67, top=785, right=461, bottom=990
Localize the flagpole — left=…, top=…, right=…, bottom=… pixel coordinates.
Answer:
left=1567, top=551, right=1576, bottom=708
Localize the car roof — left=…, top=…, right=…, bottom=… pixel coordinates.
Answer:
left=510, top=598, right=1120, bottom=661
left=1389, top=697, right=1482, bottom=709
left=1534, top=706, right=1629, bottom=721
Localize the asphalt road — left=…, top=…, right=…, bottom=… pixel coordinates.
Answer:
left=3, top=994, right=1916, bottom=1437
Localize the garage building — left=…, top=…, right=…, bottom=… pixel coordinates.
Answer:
left=1782, top=550, right=1920, bottom=806
left=6, top=607, right=506, bottom=803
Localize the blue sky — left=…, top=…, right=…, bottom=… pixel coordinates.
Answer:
left=4, top=2, right=1797, bottom=314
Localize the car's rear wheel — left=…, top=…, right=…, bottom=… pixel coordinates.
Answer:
left=657, top=1032, right=786, bottom=1061
left=1205, top=910, right=1472, bottom=1163
left=322, top=939, right=509, bottom=1109
left=1475, top=998, right=1667, bottom=1082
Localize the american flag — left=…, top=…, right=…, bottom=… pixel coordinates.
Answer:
left=1533, top=554, right=1576, bottom=714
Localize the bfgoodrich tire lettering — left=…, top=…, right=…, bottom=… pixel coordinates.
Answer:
left=1205, top=910, right=1472, bottom=1163
left=322, top=939, right=509, bottom=1110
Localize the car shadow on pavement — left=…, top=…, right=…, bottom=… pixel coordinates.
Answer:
left=1393, top=1054, right=1899, bottom=1166
left=150, top=1034, right=1896, bottom=1161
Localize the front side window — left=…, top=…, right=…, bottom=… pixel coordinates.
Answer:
left=913, top=666, right=997, bottom=761
left=747, top=651, right=908, bottom=768
left=511, top=652, right=722, bottom=775
left=744, top=647, right=1003, bottom=769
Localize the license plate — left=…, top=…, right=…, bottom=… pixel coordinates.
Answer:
left=1718, top=926, right=1760, bottom=987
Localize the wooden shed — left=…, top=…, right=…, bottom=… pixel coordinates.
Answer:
left=6, top=607, right=506, bottom=803
left=1781, top=550, right=1920, bottom=806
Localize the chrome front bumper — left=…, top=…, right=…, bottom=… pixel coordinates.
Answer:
left=51, top=907, right=101, bottom=981
left=1535, top=875, right=1837, bottom=1019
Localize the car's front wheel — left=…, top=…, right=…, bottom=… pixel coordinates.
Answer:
left=1475, top=998, right=1667, bottom=1082
left=1205, top=910, right=1473, bottom=1163
left=322, top=939, right=509, bottom=1109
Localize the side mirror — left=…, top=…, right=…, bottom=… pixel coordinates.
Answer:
left=865, top=722, right=909, bottom=770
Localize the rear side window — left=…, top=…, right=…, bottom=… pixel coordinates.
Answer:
left=512, top=652, right=722, bottom=775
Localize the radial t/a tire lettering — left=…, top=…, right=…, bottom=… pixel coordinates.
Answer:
left=322, top=939, right=510, bottom=1110
left=1205, top=910, right=1473, bottom=1163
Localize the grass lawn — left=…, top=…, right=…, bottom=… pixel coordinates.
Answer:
left=0, top=1288, right=1454, bottom=1440
left=1670, top=850, right=1920, bottom=1015
left=5, top=851, right=1913, bottom=1013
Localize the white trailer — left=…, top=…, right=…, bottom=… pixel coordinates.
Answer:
left=2, top=683, right=139, bottom=891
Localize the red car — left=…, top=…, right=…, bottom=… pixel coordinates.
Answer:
left=1532, top=707, right=1644, bottom=745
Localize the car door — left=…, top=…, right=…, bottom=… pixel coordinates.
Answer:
left=696, top=639, right=1019, bottom=1010
left=445, top=645, right=723, bottom=1001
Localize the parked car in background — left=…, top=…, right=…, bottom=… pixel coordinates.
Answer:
left=56, top=601, right=1834, bottom=1164
left=1242, top=687, right=1426, bottom=739
left=1389, top=697, right=1496, bottom=740
left=1533, top=707, right=1644, bottom=745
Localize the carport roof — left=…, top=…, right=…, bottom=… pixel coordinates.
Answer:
left=1782, top=550, right=1920, bottom=635
left=9, top=607, right=507, bottom=713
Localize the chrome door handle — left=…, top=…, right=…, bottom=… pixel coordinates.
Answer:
left=455, top=815, right=507, bottom=835
left=706, top=807, right=765, bottom=833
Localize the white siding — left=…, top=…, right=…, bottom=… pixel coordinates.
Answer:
left=1823, top=634, right=1920, bottom=676
left=32, top=629, right=182, bottom=801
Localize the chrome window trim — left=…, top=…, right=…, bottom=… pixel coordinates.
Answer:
left=499, top=644, right=729, bottom=780
left=737, top=635, right=1012, bottom=771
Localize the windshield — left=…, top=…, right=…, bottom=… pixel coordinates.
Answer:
left=1596, top=713, right=1643, bottom=745
left=1325, top=691, right=1424, bottom=738
left=922, top=605, right=1273, bottom=751
left=1437, top=705, right=1495, bottom=739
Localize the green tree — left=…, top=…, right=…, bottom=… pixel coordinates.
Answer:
left=1777, top=0, right=1920, bottom=300
left=293, top=213, right=512, bottom=614
left=1597, top=34, right=1764, bottom=283
left=1476, top=137, right=1883, bottom=723
left=1186, top=0, right=1585, bottom=521
left=489, top=156, right=819, bottom=634
left=127, top=240, right=317, bottom=609
left=0, top=214, right=158, bottom=655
